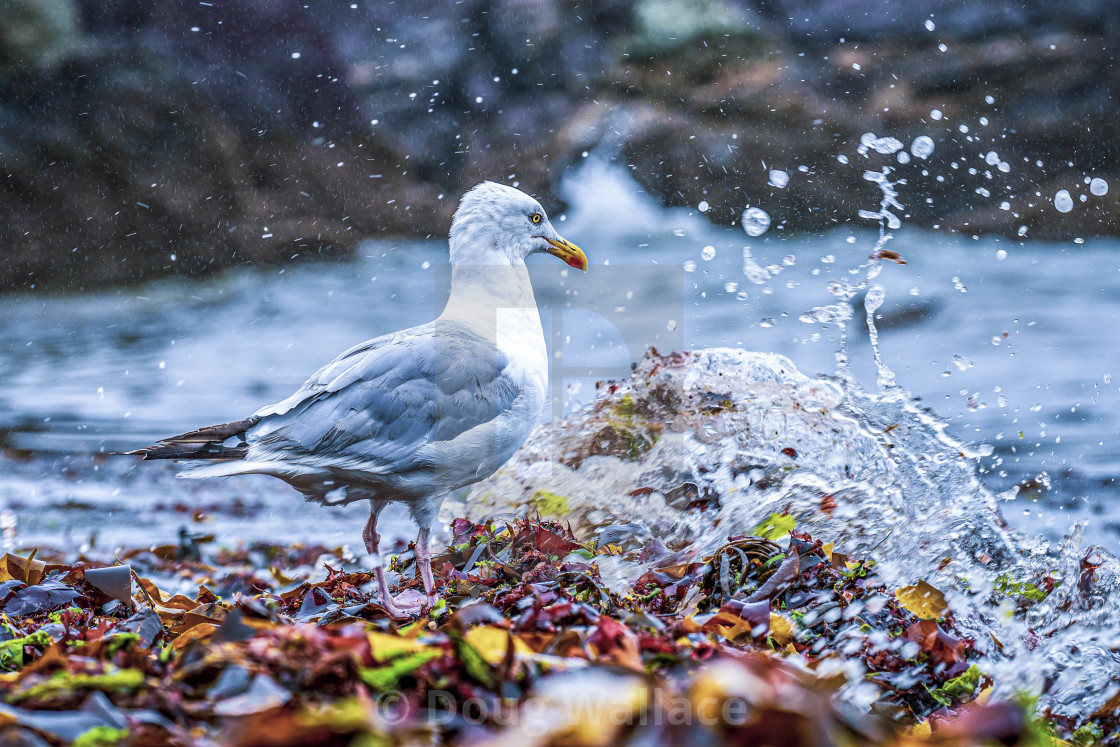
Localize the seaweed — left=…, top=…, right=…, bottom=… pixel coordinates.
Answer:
left=0, top=518, right=1091, bottom=745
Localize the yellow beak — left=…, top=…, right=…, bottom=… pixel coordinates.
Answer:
left=543, top=236, right=588, bottom=272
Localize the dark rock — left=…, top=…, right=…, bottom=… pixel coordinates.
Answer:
left=572, top=18, right=1120, bottom=241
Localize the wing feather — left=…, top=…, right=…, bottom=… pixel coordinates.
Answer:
left=248, top=320, right=518, bottom=474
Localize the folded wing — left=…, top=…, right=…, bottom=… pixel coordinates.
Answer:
left=248, top=320, right=520, bottom=475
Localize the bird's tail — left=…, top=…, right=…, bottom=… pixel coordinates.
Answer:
left=121, top=416, right=260, bottom=461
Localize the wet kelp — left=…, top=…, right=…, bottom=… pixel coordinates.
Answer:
left=1, top=350, right=1114, bottom=744
left=465, top=347, right=1120, bottom=731
left=0, top=516, right=1088, bottom=746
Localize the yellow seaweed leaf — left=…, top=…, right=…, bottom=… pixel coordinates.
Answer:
left=171, top=623, right=218, bottom=650
left=895, top=580, right=947, bottom=619
left=367, top=631, right=425, bottom=663
left=904, top=720, right=932, bottom=739
left=463, top=625, right=532, bottom=667
left=768, top=613, right=794, bottom=645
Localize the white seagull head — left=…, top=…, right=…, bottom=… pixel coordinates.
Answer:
left=449, top=181, right=587, bottom=271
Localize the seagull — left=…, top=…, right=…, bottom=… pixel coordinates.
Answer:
left=127, top=182, right=587, bottom=617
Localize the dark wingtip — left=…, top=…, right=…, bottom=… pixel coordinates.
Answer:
left=107, top=448, right=149, bottom=458
left=124, top=441, right=248, bottom=461
left=162, top=416, right=261, bottom=443
left=112, top=417, right=259, bottom=461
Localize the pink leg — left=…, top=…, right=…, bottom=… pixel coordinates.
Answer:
left=415, top=526, right=437, bottom=606
left=363, top=502, right=422, bottom=618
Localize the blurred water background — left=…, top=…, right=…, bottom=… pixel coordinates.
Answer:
left=1, top=161, right=1118, bottom=554
left=2, top=0, right=1120, bottom=557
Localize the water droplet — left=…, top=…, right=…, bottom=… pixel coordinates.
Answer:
left=985, top=151, right=1000, bottom=165
left=760, top=317, right=775, bottom=327
left=958, top=124, right=969, bottom=133
left=701, top=245, right=716, bottom=261
left=952, top=354, right=974, bottom=371
left=1090, top=177, right=1109, bottom=196
left=742, top=253, right=770, bottom=284
left=698, top=200, right=710, bottom=212
left=666, top=319, right=677, bottom=331
left=768, top=169, right=790, bottom=188
left=999, top=201, right=1011, bottom=211
left=930, top=109, right=943, bottom=120
left=1053, top=189, right=1074, bottom=213
left=837, top=154, right=850, bottom=164
left=897, top=151, right=911, bottom=164
left=741, top=207, right=771, bottom=237
left=924, top=19, right=935, bottom=31
left=865, top=284, right=886, bottom=313
left=910, top=135, right=935, bottom=159
left=858, top=133, right=904, bottom=156
left=985, top=94, right=995, bottom=104
left=724, top=281, right=739, bottom=293
left=1017, top=225, right=1028, bottom=237
left=996, top=249, right=1007, bottom=260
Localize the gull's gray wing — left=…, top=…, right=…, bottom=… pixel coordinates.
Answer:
left=248, top=320, right=519, bottom=473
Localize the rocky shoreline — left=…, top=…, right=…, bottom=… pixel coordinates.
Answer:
left=0, top=345, right=1117, bottom=743
left=3, top=0, right=1119, bottom=291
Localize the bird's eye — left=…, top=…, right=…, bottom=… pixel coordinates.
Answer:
left=530, top=212, right=543, bottom=224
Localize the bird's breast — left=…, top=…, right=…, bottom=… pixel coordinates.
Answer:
left=495, top=306, right=548, bottom=395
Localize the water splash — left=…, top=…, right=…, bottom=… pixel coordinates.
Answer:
left=858, top=133, right=904, bottom=156
left=910, top=135, right=935, bottom=160
left=801, top=164, right=905, bottom=393
left=741, top=207, right=771, bottom=236
left=741, top=246, right=770, bottom=284
left=863, top=284, right=896, bottom=391
left=465, top=343, right=1120, bottom=725
left=858, top=168, right=904, bottom=231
